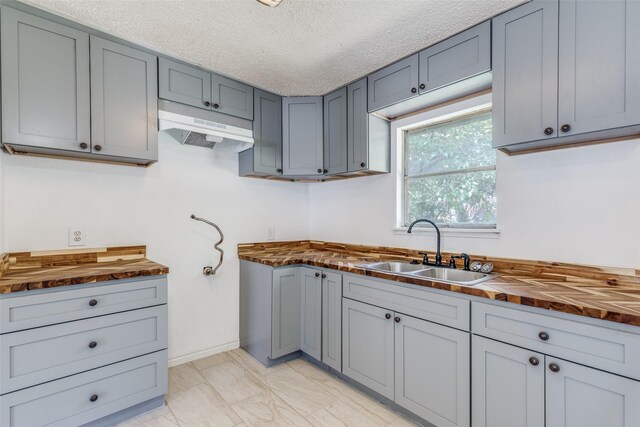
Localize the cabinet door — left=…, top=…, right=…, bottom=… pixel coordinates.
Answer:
left=492, top=0, right=559, bottom=148
left=323, top=87, right=348, bottom=175
left=347, top=78, right=369, bottom=172
left=211, top=74, right=254, bottom=120
left=472, top=336, right=544, bottom=427
left=418, top=21, right=491, bottom=94
left=558, top=0, right=640, bottom=137
left=271, top=268, right=301, bottom=359
left=546, top=358, right=640, bottom=427
left=321, top=271, right=342, bottom=371
left=158, top=57, right=212, bottom=109
left=252, top=89, right=283, bottom=175
left=300, top=268, right=322, bottom=361
left=90, top=37, right=158, bottom=161
left=282, top=97, right=324, bottom=176
left=367, top=54, right=419, bottom=111
left=395, top=314, right=470, bottom=427
left=1, top=8, right=90, bottom=152
left=342, top=298, right=394, bottom=399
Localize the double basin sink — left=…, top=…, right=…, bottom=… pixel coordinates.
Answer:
left=359, top=261, right=495, bottom=286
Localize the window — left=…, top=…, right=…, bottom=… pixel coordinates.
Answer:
left=403, top=108, right=496, bottom=228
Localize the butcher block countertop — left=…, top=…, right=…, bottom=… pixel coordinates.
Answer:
left=0, top=246, right=169, bottom=294
left=238, top=240, right=640, bottom=327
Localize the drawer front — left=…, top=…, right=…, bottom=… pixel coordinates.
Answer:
left=0, top=350, right=167, bottom=427
left=0, top=277, right=167, bottom=333
left=472, top=301, right=640, bottom=380
left=343, top=274, right=470, bottom=331
left=0, top=305, right=167, bottom=394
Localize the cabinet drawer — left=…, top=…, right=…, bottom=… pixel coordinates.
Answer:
left=0, top=350, right=167, bottom=427
left=0, top=305, right=167, bottom=394
left=343, top=274, right=469, bottom=330
left=0, top=277, right=167, bottom=333
left=472, top=302, right=640, bottom=380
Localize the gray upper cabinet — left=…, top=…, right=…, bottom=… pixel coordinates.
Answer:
left=395, top=314, right=470, bottom=427
left=368, top=54, right=419, bottom=112
left=342, top=298, right=394, bottom=400
left=240, top=89, right=282, bottom=176
left=158, top=57, right=212, bottom=110
left=492, top=0, right=559, bottom=148
left=1, top=8, right=91, bottom=153
left=300, top=268, right=322, bottom=361
left=546, top=357, right=640, bottom=427
left=159, top=57, right=253, bottom=120
left=212, top=74, right=254, bottom=120
left=321, top=271, right=342, bottom=372
left=557, top=0, right=640, bottom=138
left=418, top=21, right=491, bottom=94
left=271, top=268, right=301, bottom=359
left=282, top=97, right=324, bottom=176
left=347, top=78, right=390, bottom=173
left=472, top=335, right=545, bottom=427
left=323, top=87, right=348, bottom=175
left=90, top=36, right=158, bottom=161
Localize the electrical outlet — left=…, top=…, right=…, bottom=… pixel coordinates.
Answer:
left=267, top=226, right=276, bottom=241
left=68, top=226, right=86, bottom=246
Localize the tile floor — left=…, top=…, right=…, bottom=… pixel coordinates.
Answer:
left=118, top=348, right=421, bottom=427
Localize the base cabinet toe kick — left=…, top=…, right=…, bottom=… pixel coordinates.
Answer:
left=240, top=260, right=640, bottom=427
left=0, top=276, right=169, bottom=427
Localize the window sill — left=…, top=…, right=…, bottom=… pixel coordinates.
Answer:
left=393, top=227, right=501, bottom=239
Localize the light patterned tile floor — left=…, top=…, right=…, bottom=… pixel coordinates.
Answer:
left=118, top=348, right=422, bottom=427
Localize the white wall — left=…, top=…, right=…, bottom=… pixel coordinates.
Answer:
left=0, top=136, right=310, bottom=364
left=310, top=110, right=640, bottom=269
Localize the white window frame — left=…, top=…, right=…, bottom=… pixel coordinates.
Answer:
left=394, top=93, right=500, bottom=238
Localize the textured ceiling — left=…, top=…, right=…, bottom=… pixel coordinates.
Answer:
left=25, top=0, right=525, bottom=96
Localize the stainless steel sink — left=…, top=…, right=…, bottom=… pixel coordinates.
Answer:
left=360, top=261, right=495, bottom=286
left=362, top=261, right=428, bottom=273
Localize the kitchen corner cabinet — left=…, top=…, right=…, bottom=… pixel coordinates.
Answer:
left=347, top=78, right=390, bottom=173
left=300, top=268, right=322, bottom=360
left=239, top=89, right=283, bottom=176
left=282, top=97, right=324, bottom=176
left=271, top=268, right=301, bottom=359
left=159, top=57, right=253, bottom=120
left=90, top=36, right=158, bottom=161
left=323, top=88, right=348, bottom=175
left=321, top=270, right=342, bottom=371
left=493, top=0, right=640, bottom=152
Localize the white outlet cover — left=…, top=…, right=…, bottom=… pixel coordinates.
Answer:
left=267, top=226, right=275, bottom=241
left=68, top=226, right=86, bottom=246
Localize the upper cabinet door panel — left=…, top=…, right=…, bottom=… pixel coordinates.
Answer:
left=367, top=54, right=419, bottom=112
left=347, top=78, right=369, bottom=172
left=492, top=1, right=559, bottom=148
left=158, top=57, right=212, bottom=109
left=558, top=0, right=640, bottom=137
left=282, top=97, right=324, bottom=176
left=253, top=89, right=283, bottom=175
left=90, top=37, right=158, bottom=161
left=323, top=87, right=348, bottom=175
left=1, top=8, right=90, bottom=152
left=211, top=74, right=254, bottom=120
left=419, top=21, right=491, bottom=93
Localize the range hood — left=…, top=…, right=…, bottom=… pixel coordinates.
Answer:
left=158, top=99, right=254, bottom=152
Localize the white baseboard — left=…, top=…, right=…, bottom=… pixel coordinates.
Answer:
left=168, top=340, right=240, bottom=367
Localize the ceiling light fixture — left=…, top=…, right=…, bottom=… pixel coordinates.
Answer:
left=256, top=0, right=283, bottom=7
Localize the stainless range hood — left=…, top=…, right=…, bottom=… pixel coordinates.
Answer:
left=158, top=99, right=254, bottom=152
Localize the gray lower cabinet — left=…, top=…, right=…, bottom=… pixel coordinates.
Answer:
left=239, top=89, right=283, bottom=176
left=342, top=298, right=395, bottom=400
left=323, top=88, right=348, bottom=175
left=282, top=97, right=324, bottom=176
left=90, top=36, right=158, bottom=161
left=346, top=78, right=390, bottom=174
left=272, top=268, right=302, bottom=359
left=367, top=55, right=419, bottom=112
left=1, top=7, right=91, bottom=153
left=300, top=268, right=322, bottom=360
left=321, top=270, right=342, bottom=371
left=472, top=335, right=545, bottom=427
left=395, top=314, right=470, bottom=427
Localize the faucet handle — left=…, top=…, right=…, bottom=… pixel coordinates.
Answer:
left=418, top=252, right=429, bottom=265
left=449, top=256, right=457, bottom=269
